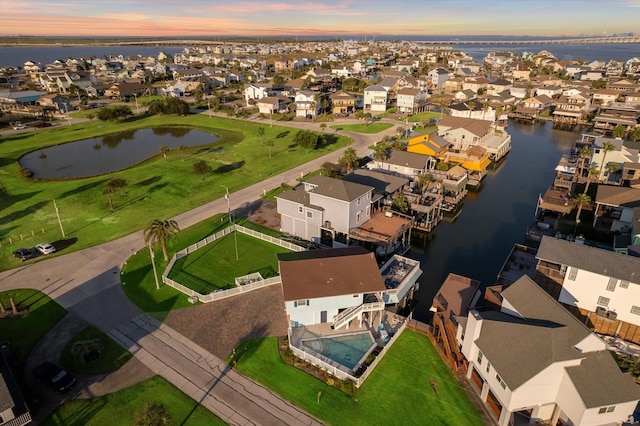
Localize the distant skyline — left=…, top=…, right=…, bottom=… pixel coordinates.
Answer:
left=0, top=0, right=639, bottom=38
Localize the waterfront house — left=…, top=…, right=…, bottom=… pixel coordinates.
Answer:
left=436, top=116, right=511, bottom=162
left=486, top=79, right=512, bottom=96
left=593, top=88, right=622, bottom=105
left=276, top=175, right=373, bottom=247
left=458, top=275, right=640, bottom=426
left=592, top=185, right=640, bottom=234
left=448, top=101, right=496, bottom=122
left=590, top=136, right=640, bottom=182
left=366, top=149, right=436, bottom=179
left=552, top=92, right=591, bottom=126
left=279, top=246, right=386, bottom=328
left=427, top=68, right=451, bottom=89
left=534, top=235, right=640, bottom=345
left=342, top=169, right=408, bottom=210
left=592, top=102, right=640, bottom=134
left=363, top=85, right=388, bottom=112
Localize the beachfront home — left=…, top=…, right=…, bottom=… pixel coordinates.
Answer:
left=396, top=88, right=428, bottom=114
left=459, top=275, right=640, bottom=426
left=534, top=235, right=640, bottom=345
left=276, top=176, right=373, bottom=247
left=294, top=91, right=318, bottom=118
left=590, top=136, right=640, bottom=183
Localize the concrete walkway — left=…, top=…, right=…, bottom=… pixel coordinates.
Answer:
left=0, top=116, right=403, bottom=424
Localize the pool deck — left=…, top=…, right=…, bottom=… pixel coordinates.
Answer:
left=290, top=310, right=406, bottom=351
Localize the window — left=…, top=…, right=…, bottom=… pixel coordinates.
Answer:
left=307, top=211, right=313, bottom=219
left=294, top=299, right=308, bottom=307
left=568, top=267, right=578, bottom=281
left=631, top=306, right=640, bottom=315
left=298, top=206, right=303, bottom=213
left=599, top=406, right=616, bottom=414
left=486, top=362, right=491, bottom=373
left=606, top=278, right=617, bottom=292
left=477, top=351, right=483, bottom=364
left=357, top=212, right=361, bottom=222
left=597, top=296, right=610, bottom=307
left=607, top=406, right=615, bottom=413
left=619, top=280, right=629, bottom=289
left=357, top=197, right=361, bottom=206
left=366, top=205, right=370, bottom=216
left=598, top=408, right=606, bottom=414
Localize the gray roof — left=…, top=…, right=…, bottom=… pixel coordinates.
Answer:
left=565, top=350, right=640, bottom=408
left=364, top=85, right=387, bottom=92
left=275, top=185, right=324, bottom=211
left=475, top=276, right=589, bottom=390
left=386, top=149, right=432, bottom=170
left=342, top=169, right=408, bottom=195
left=537, top=236, right=640, bottom=284
left=305, top=175, right=373, bottom=202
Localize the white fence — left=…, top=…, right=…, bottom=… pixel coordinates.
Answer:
left=161, top=225, right=303, bottom=303
left=288, top=319, right=409, bottom=388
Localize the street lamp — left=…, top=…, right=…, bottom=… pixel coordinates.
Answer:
left=132, top=93, right=139, bottom=113
left=63, top=104, right=71, bottom=126
left=221, top=185, right=239, bottom=261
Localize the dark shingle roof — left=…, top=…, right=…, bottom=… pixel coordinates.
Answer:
left=305, top=175, right=372, bottom=202
left=342, top=169, right=408, bottom=194
left=537, top=236, right=640, bottom=284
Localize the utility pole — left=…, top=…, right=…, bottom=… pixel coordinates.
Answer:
left=53, top=199, right=65, bottom=237
left=222, top=185, right=239, bottom=261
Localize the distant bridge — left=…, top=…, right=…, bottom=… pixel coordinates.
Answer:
left=416, top=36, right=640, bottom=45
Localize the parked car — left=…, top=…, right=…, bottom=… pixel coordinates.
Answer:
left=12, top=248, right=39, bottom=261
left=32, top=361, right=76, bottom=393
left=35, top=243, right=56, bottom=255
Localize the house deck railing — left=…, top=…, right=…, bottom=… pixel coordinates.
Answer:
left=161, top=225, right=303, bottom=303
left=2, top=412, right=32, bottom=426
left=332, top=301, right=385, bottom=330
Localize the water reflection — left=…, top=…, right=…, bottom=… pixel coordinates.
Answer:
left=411, top=120, right=579, bottom=322
left=20, top=127, right=220, bottom=179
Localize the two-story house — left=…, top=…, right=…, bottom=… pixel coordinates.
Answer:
left=535, top=235, right=640, bottom=345
left=294, top=90, right=319, bottom=118
left=396, top=88, right=428, bottom=114
left=276, top=176, right=373, bottom=247
left=329, top=90, right=356, bottom=116
left=366, top=149, right=436, bottom=179
left=244, top=83, right=273, bottom=105
left=458, top=275, right=640, bottom=426
left=256, top=96, right=291, bottom=115
left=363, top=85, right=388, bottom=112
left=552, top=91, right=591, bottom=126
left=437, top=116, right=511, bottom=162
left=427, top=68, right=451, bottom=89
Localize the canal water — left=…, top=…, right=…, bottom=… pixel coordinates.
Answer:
left=410, top=120, right=580, bottom=322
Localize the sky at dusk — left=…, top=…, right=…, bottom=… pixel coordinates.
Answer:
left=0, top=0, right=639, bottom=38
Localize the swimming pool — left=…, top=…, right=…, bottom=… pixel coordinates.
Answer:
left=302, top=332, right=376, bottom=371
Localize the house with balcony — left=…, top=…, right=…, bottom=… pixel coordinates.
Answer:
left=363, top=85, right=388, bottom=112
left=244, top=83, right=274, bottom=105
left=590, top=136, right=640, bottom=183
left=294, top=90, right=319, bottom=118
left=448, top=101, right=496, bottom=122
left=459, top=275, right=640, bottom=426
left=396, top=88, right=428, bottom=114
left=366, top=149, right=436, bottom=179
left=592, top=185, right=640, bottom=234
left=592, top=102, right=640, bottom=133
left=329, top=89, right=356, bottom=115
left=552, top=92, right=591, bottom=126
left=256, top=96, right=291, bottom=115
left=276, top=175, right=373, bottom=247
left=436, top=116, right=511, bottom=162
left=534, top=235, right=640, bottom=345
left=342, top=169, right=408, bottom=210
left=428, top=68, right=451, bottom=89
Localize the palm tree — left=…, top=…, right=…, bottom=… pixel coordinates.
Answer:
left=573, top=192, right=591, bottom=226
left=257, top=126, right=265, bottom=144
left=159, top=145, right=170, bottom=161
left=132, top=402, right=171, bottom=426
left=103, top=185, right=115, bottom=210
left=264, top=139, right=275, bottom=157
left=320, top=123, right=327, bottom=132
left=417, top=173, right=434, bottom=192
left=372, top=142, right=389, bottom=168
left=583, top=165, right=599, bottom=193
left=339, top=147, right=358, bottom=174
left=143, top=219, right=180, bottom=262
left=604, top=162, right=620, bottom=183
left=70, top=338, right=104, bottom=363
left=193, top=160, right=212, bottom=180
left=578, top=145, right=593, bottom=178
left=598, top=141, right=615, bottom=181
left=108, top=178, right=127, bottom=195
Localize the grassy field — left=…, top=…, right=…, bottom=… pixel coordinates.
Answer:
left=42, top=376, right=227, bottom=426
left=121, top=214, right=286, bottom=316
left=0, top=113, right=350, bottom=271
left=167, top=231, right=291, bottom=294
left=397, top=111, right=442, bottom=123
left=330, top=122, right=393, bottom=134
left=0, top=289, right=67, bottom=367
left=234, top=329, right=484, bottom=426
left=60, top=325, right=132, bottom=375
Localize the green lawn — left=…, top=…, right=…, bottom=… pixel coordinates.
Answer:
left=397, top=111, right=442, bottom=123
left=234, top=329, right=484, bottom=426
left=330, top=122, right=393, bottom=134
left=121, top=215, right=286, bottom=316
left=167, top=231, right=291, bottom=294
left=0, top=289, right=67, bottom=367
left=60, top=325, right=132, bottom=375
left=0, top=113, right=351, bottom=272
left=42, top=376, right=227, bottom=426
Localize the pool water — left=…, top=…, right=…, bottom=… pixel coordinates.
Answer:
left=302, top=332, right=375, bottom=370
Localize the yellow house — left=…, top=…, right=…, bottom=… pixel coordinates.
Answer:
left=407, top=131, right=450, bottom=157
left=443, top=145, right=491, bottom=172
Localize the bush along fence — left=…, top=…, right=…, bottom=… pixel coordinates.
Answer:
left=161, top=224, right=305, bottom=303
left=288, top=317, right=409, bottom=388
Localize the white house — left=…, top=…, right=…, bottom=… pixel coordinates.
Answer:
left=294, top=90, right=318, bottom=118
left=535, top=235, right=640, bottom=343
left=436, top=116, right=511, bottom=161
left=278, top=246, right=386, bottom=328
left=363, top=85, right=388, bottom=112
left=366, top=149, right=435, bottom=179
left=459, top=275, right=640, bottom=426
left=276, top=176, right=373, bottom=247
left=256, top=96, right=291, bottom=115
left=244, top=83, right=273, bottom=105
left=396, top=88, right=428, bottom=114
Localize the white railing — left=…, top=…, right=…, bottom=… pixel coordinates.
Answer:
left=161, top=225, right=303, bottom=303
left=332, top=301, right=385, bottom=330
left=289, top=318, right=409, bottom=388
left=3, top=412, right=32, bottom=426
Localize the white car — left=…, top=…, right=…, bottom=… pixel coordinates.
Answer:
left=35, top=243, right=56, bottom=255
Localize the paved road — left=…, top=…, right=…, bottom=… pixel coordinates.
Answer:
left=0, top=116, right=402, bottom=425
